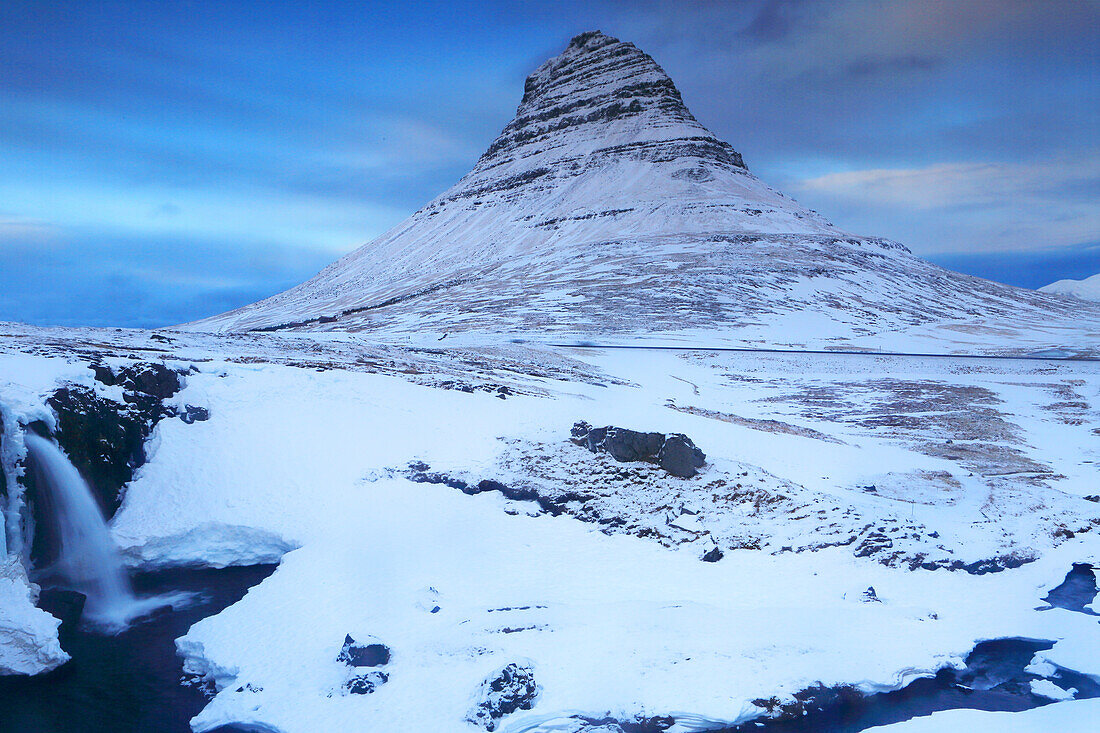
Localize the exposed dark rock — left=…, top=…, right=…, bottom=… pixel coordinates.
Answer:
left=854, top=530, right=893, bottom=558
left=467, top=662, right=539, bottom=731
left=862, top=586, right=881, bottom=603
left=570, top=420, right=592, bottom=441
left=657, top=434, right=706, bottom=478
left=251, top=277, right=475, bottom=332
left=45, top=382, right=168, bottom=517
left=93, top=362, right=183, bottom=400
left=345, top=670, right=388, bottom=695
left=750, top=684, right=865, bottom=722
left=37, top=588, right=86, bottom=630
left=603, top=428, right=664, bottom=463
left=571, top=421, right=706, bottom=477
left=14, top=362, right=195, bottom=565
left=435, top=381, right=513, bottom=399
left=179, top=405, right=210, bottom=424
left=337, top=635, right=391, bottom=667
left=559, top=715, right=674, bottom=732
left=701, top=546, right=724, bottom=563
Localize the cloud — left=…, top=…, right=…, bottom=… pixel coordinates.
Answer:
left=795, top=154, right=1100, bottom=252
left=800, top=157, right=1100, bottom=208
left=0, top=216, right=56, bottom=245
left=2, top=0, right=1098, bottom=323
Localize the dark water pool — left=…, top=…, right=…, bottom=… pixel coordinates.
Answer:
left=0, top=565, right=275, bottom=733
left=715, top=638, right=1100, bottom=733
left=1042, top=563, right=1098, bottom=615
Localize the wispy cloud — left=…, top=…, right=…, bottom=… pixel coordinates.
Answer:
left=796, top=155, right=1100, bottom=252
left=800, top=156, right=1100, bottom=209
left=0, top=216, right=56, bottom=245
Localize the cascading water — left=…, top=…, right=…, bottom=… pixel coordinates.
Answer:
left=23, top=433, right=152, bottom=632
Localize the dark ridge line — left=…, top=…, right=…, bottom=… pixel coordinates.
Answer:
left=547, top=343, right=1099, bottom=363
left=249, top=277, right=476, bottom=333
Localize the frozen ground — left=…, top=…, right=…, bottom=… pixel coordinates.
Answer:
left=0, top=322, right=1097, bottom=730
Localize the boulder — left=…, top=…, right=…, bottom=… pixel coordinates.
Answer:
left=345, top=670, right=388, bottom=694
left=337, top=634, right=391, bottom=667
left=571, top=422, right=706, bottom=477
left=467, top=662, right=539, bottom=730
left=602, top=427, right=664, bottom=462
left=657, top=434, right=706, bottom=478
left=701, top=546, right=724, bottom=563
left=96, top=362, right=183, bottom=400
left=179, top=405, right=210, bottom=424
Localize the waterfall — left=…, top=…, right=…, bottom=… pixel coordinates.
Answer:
left=23, top=433, right=138, bottom=631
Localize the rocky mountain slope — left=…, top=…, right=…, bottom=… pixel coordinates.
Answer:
left=185, top=31, right=1099, bottom=356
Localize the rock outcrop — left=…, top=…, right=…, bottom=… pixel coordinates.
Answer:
left=467, top=662, right=539, bottom=730
left=338, top=634, right=392, bottom=695
left=337, top=634, right=391, bottom=667
left=45, top=362, right=184, bottom=516
left=571, top=422, right=706, bottom=478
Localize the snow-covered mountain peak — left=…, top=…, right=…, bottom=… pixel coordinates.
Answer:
left=183, top=33, right=1099, bottom=352
left=474, top=29, right=745, bottom=178
left=437, top=28, right=782, bottom=224
left=1039, top=272, right=1100, bottom=301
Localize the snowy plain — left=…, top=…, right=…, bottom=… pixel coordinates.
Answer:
left=1, top=322, right=1097, bottom=731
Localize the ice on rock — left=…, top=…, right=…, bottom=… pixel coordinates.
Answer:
left=0, top=558, right=68, bottom=675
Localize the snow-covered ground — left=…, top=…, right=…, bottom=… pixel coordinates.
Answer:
left=1041, top=272, right=1100, bottom=302
left=867, top=697, right=1100, bottom=732
left=1, top=322, right=1098, bottom=730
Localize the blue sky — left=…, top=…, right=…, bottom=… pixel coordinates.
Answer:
left=2, top=0, right=1098, bottom=327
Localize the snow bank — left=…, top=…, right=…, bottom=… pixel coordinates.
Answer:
left=867, top=697, right=1100, bottom=732
left=0, top=557, right=67, bottom=675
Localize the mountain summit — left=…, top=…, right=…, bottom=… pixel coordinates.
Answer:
left=187, top=31, right=1096, bottom=354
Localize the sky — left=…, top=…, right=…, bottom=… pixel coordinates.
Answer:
left=1, top=0, right=1098, bottom=328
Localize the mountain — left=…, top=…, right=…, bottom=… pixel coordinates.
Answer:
left=185, top=31, right=1099, bottom=354
left=1040, top=272, right=1100, bottom=301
